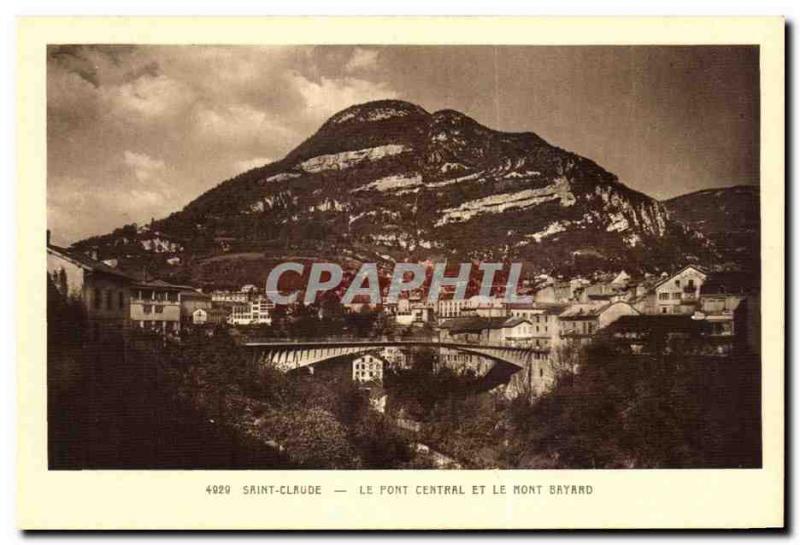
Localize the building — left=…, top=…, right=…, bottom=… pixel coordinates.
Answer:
left=534, top=281, right=575, bottom=303
left=437, top=298, right=470, bottom=320
left=652, top=265, right=707, bottom=315
left=698, top=271, right=760, bottom=354
left=228, top=296, right=274, bottom=325
left=352, top=354, right=384, bottom=384
left=210, top=290, right=250, bottom=304
left=395, top=301, right=433, bottom=326
left=506, top=302, right=567, bottom=350
left=250, top=296, right=274, bottom=324
left=381, top=346, right=411, bottom=370
left=610, top=270, right=632, bottom=288
left=559, top=301, right=639, bottom=343
left=192, top=306, right=231, bottom=325
left=499, top=317, right=534, bottom=346
left=698, top=294, right=741, bottom=339
left=129, top=280, right=187, bottom=335
left=180, top=290, right=212, bottom=323
left=460, top=295, right=508, bottom=318
left=577, top=281, right=626, bottom=303
left=602, top=314, right=712, bottom=355
left=47, top=238, right=135, bottom=339
left=439, top=316, right=504, bottom=344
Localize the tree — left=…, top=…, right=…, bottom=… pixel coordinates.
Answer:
left=261, top=407, right=360, bottom=468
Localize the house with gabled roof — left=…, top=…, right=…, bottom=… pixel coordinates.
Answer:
left=652, top=265, right=707, bottom=315
left=47, top=232, right=137, bottom=339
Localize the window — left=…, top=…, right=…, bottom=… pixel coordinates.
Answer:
left=661, top=307, right=668, bottom=314
left=94, top=288, right=101, bottom=309
left=672, top=292, right=681, bottom=300
left=154, top=305, right=164, bottom=314
left=688, top=279, right=695, bottom=289
left=658, top=292, right=669, bottom=301
left=143, top=304, right=152, bottom=314
left=674, top=279, right=680, bottom=287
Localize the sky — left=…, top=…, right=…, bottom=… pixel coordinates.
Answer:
left=47, top=45, right=759, bottom=246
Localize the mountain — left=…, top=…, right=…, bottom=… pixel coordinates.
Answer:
left=73, top=99, right=716, bottom=286
left=664, top=185, right=759, bottom=271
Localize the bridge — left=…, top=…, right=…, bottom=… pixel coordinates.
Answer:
left=239, top=337, right=550, bottom=373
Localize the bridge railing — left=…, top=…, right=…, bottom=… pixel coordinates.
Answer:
left=239, top=336, right=550, bottom=353
left=240, top=335, right=438, bottom=345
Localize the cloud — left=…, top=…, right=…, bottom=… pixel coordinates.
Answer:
left=105, top=74, right=195, bottom=122
left=192, top=104, right=297, bottom=148
left=47, top=174, right=174, bottom=246
left=289, top=72, right=398, bottom=120
left=344, top=48, right=380, bottom=73
left=124, top=150, right=166, bottom=182
left=47, top=45, right=400, bottom=244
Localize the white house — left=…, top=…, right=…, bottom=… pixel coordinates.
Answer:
left=653, top=265, right=707, bottom=315
left=437, top=298, right=470, bottom=320
left=352, top=354, right=384, bottom=384
left=130, top=280, right=188, bottom=335
left=227, top=296, right=273, bottom=325
left=500, top=317, right=534, bottom=345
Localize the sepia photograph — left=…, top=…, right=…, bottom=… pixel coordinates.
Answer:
left=9, top=12, right=786, bottom=531
left=44, top=42, right=765, bottom=472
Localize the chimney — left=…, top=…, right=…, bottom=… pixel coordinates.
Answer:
left=46, top=229, right=51, bottom=246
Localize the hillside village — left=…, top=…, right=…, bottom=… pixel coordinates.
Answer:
left=47, top=227, right=759, bottom=401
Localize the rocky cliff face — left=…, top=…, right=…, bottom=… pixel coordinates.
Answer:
left=75, top=99, right=716, bottom=283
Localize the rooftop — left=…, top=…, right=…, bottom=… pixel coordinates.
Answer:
left=133, top=279, right=197, bottom=291
left=603, top=314, right=711, bottom=335
left=440, top=315, right=532, bottom=334
left=47, top=244, right=137, bottom=282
